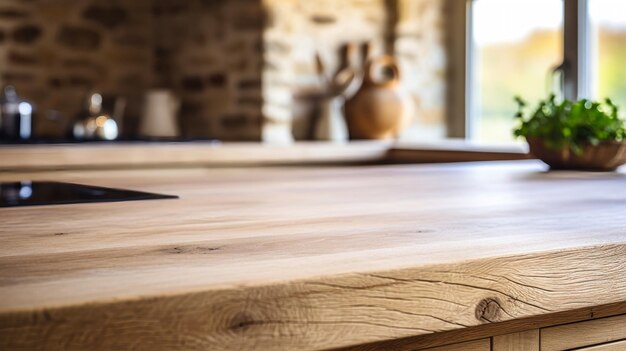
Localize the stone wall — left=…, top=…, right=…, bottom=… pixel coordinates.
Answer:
left=153, top=0, right=264, bottom=140
left=262, top=0, right=392, bottom=141
left=262, top=0, right=450, bottom=141
left=0, top=0, right=153, bottom=138
left=0, top=0, right=450, bottom=141
left=0, top=0, right=263, bottom=140
left=394, top=0, right=449, bottom=140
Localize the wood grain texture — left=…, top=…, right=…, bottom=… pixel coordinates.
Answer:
left=338, top=303, right=626, bottom=351
left=0, top=141, right=391, bottom=170
left=0, top=140, right=529, bottom=171
left=388, top=141, right=529, bottom=164
left=541, top=314, right=626, bottom=351
left=577, top=339, right=626, bottom=350
left=493, top=330, right=538, bottom=351
left=1, top=161, right=626, bottom=350
left=419, top=338, right=490, bottom=351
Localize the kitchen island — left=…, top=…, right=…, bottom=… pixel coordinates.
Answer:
left=1, top=160, right=626, bottom=350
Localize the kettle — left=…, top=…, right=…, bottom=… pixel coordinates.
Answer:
left=344, top=55, right=413, bottom=140
left=0, top=86, right=34, bottom=141
left=73, top=93, right=119, bottom=141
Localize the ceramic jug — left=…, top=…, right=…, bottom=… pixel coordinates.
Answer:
left=315, top=95, right=348, bottom=142
left=344, top=55, right=413, bottom=140
left=140, top=90, right=180, bottom=138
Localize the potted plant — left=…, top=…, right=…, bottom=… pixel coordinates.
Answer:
left=513, top=94, right=626, bottom=171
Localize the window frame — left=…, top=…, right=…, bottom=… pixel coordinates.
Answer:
left=456, top=0, right=593, bottom=140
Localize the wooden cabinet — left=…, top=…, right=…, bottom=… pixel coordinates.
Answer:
left=577, top=340, right=626, bottom=350
left=493, top=330, right=539, bottom=351
left=420, top=339, right=491, bottom=351
left=424, top=315, right=626, bottom=351
left=541, top=314, right=626, bottom=351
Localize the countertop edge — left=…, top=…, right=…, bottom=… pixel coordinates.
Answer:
left=1, top=242, right=624, bottom=350
left=0, top=140, right=530, bottom=170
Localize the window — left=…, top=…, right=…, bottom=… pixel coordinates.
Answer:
left=589, top=0, right=626, bottom=110
left=470, top=0, right=563, bottom=142
left=464, top=0, right=626, bottom=142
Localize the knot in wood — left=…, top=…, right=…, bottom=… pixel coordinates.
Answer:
left=475, top=297, right=501, bottom=322
left=162, top=246, right=221, bottom=255
left=230, top=312, right=257, bottom=333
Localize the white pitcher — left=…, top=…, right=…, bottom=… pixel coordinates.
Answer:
left=140, top=90, right=180, bottom=138
left=315, top=95, right=348, bottom=142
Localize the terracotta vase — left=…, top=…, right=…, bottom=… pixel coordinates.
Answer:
left=344, top=55, right=413, bottom=140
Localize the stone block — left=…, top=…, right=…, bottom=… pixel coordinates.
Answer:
left=114, top=34, right=148, bottom=47
left=82, top=4, right=128, bottom=29
left=152, top=2, right=188, bottom=17
left=0, top=8, right=28, bottom=20
left=265, top=40, right=290, bottom=54
left=207, top=73, right=226, bottom=87
left=61, top=59, right=106, bottom=76
left=180, top=100, right=205, bottom=117
left=310, top=14, right=336, bottom=24
left=12, top=24, right=42, bottom=44
left=230, top=11, right=264, bottom=32
left=8, top=50, right=39, bottom=65
left=68, top=75, right=93, bottom=88
left=237, top=78, right=261, bottom=91
left=48, top=77, right=62, bottom=88
left=57, top=25, right=102, bottom=51
left=2, top=71, right=35, bottom=83
left=182, top=76, right=205, bottom=92
left=220, top=113, right=249, bottom=129
left=237, top=96, right=262, bottom=107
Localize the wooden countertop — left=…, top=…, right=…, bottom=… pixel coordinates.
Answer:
left=1, top=161, right=625, bottom=350
left=0, top=140, right=529, bottom=170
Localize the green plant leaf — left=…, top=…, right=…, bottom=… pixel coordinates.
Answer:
left=512, top=95, right=626, bottom=154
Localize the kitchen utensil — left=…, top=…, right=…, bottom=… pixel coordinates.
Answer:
left=140, top=89, right=180, bottom=138
left=333, top=43, right=358, bottom=79
left=314, top=67, right=356, bottom=141
left=344, top=55, right=413, bottom=140
left=315, top=95, right=348, bottom=142
left=0, top=86, right=34, bottom=141
left=359, top=41, right=372, bottom=68
left=73, top=93, right=119, bottom=141
left=314, top=52, right=329, bottom=88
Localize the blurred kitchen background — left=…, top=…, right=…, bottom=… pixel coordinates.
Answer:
left=0, top=0, right=624, bottom=144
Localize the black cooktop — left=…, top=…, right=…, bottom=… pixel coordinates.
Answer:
left=0, top=181, right=177, bottom=208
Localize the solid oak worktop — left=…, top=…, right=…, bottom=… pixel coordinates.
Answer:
left=0, top=140, right=528, bottom=170
left=1, top=161, right=626, bottom=350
